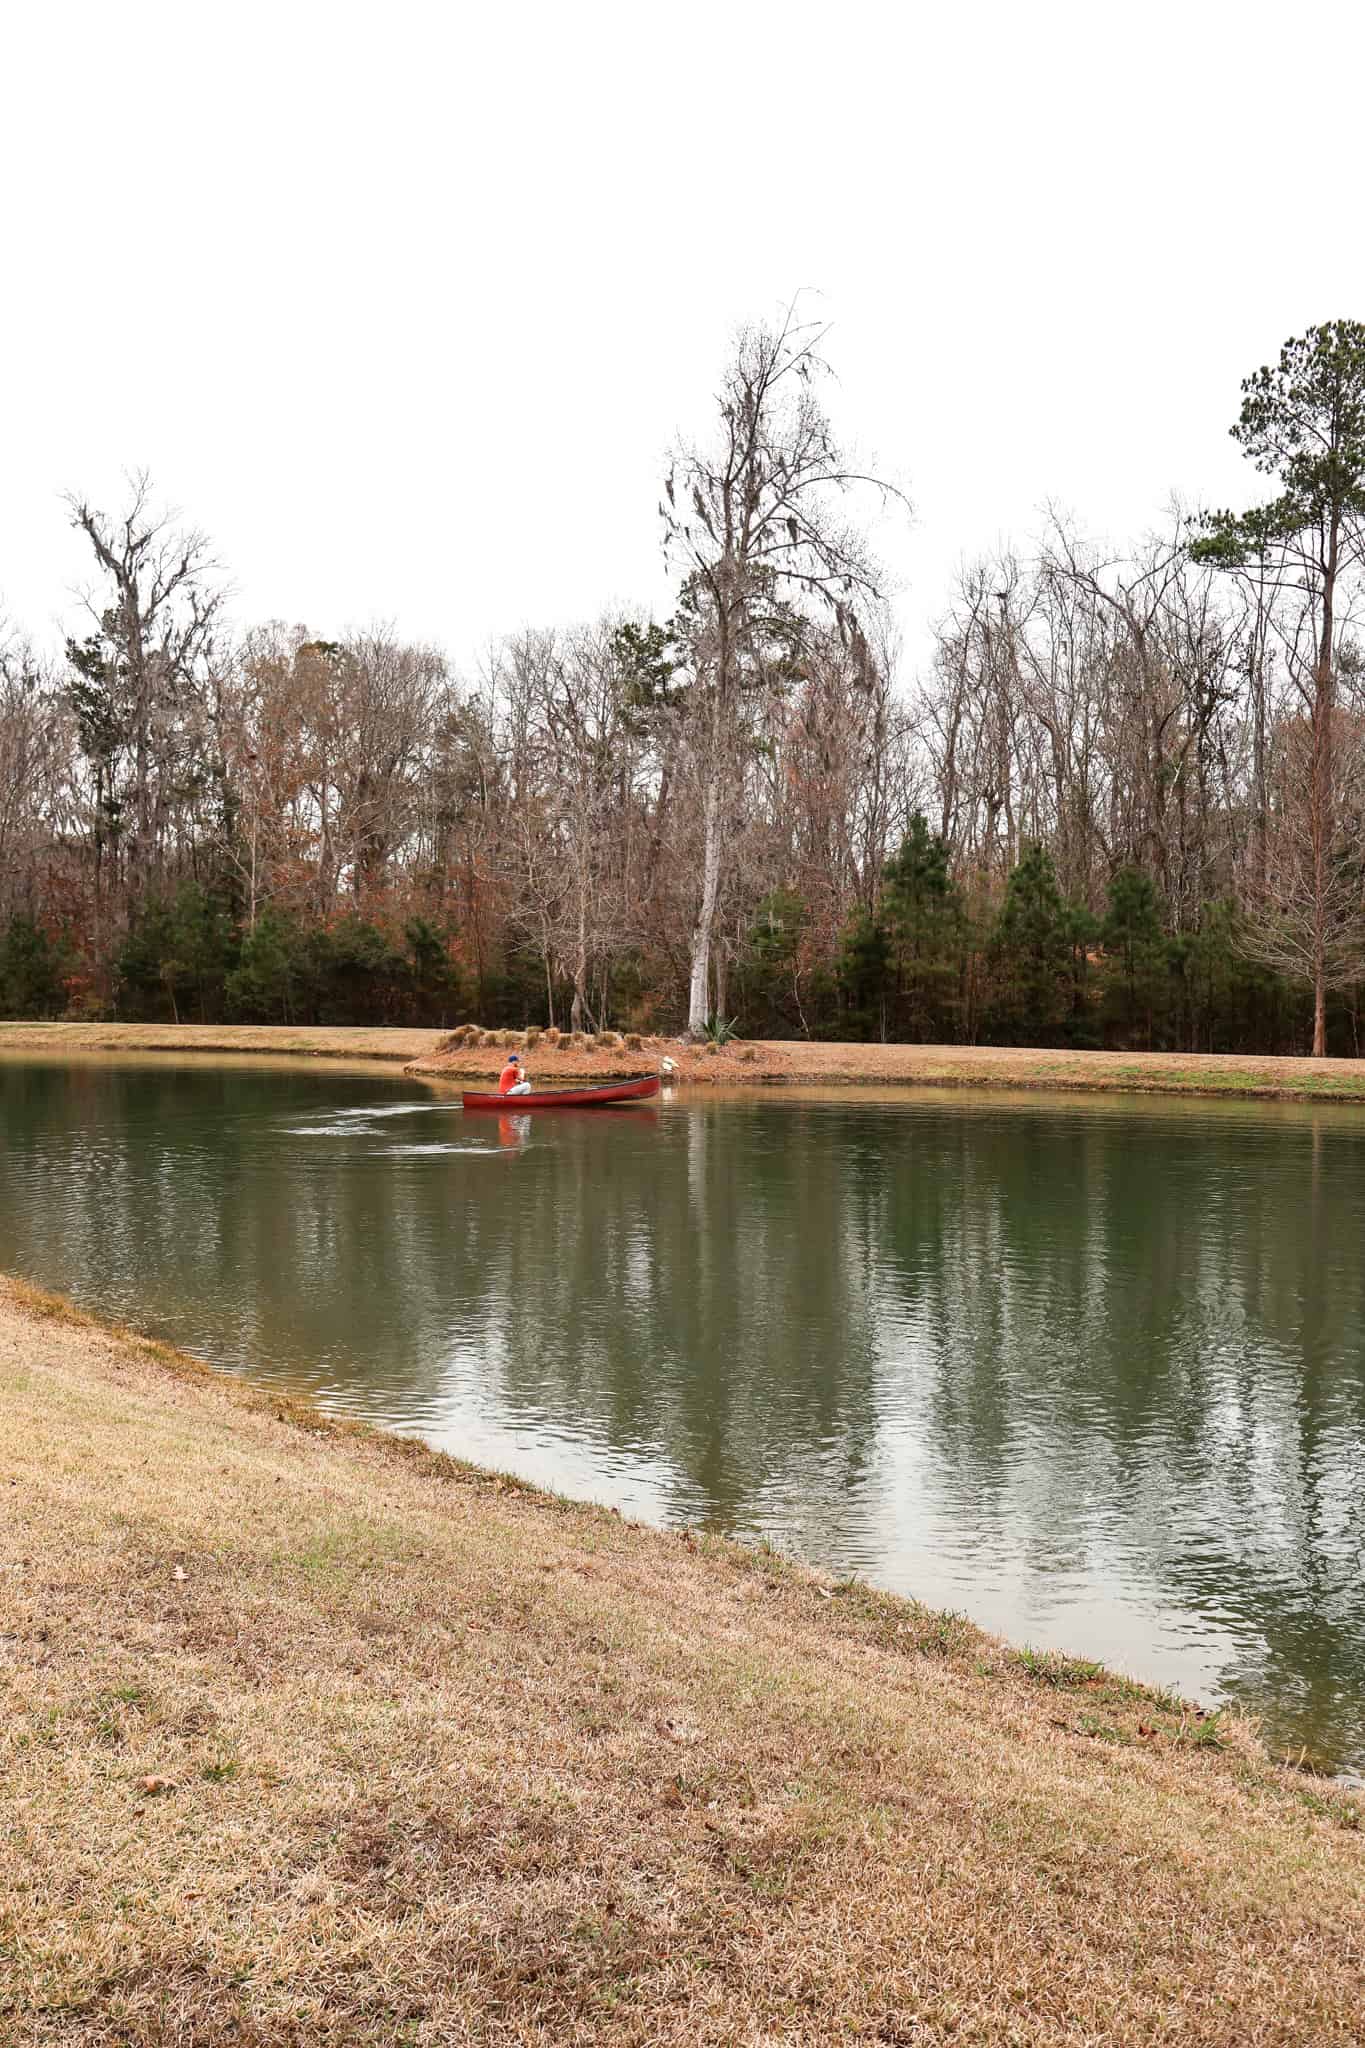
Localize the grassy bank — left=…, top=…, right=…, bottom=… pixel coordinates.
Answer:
left=2, top=1279, right=1362, bottom=2045
left=413, top=1036, right=1365, bottom=1099
left=0, top=1022, right=445, bottom=1064
left=5, top=1020, right=1365, bottom=1100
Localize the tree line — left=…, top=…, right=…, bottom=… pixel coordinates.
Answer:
left=3, top=314, right=1365, bottom=1052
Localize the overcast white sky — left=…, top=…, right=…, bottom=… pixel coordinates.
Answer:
left=4, top=0, right=1362, bottom=680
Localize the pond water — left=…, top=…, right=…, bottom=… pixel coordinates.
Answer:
left=2, top=1055, right=1362, bottom=1776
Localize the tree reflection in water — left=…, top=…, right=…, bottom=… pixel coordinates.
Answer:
left=0, top=1058, right=1361, bottom=1772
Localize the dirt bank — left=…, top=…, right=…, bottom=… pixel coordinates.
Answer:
left=0, top=1022, right=445, bottom=1063
left=3, top=1021, right=1365, bottom=1102
left=2, top=1276, right=1361, bottom=2045
left=410, top=1032, right=1365, bottom=1101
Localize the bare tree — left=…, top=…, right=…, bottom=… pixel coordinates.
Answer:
left=330, top=629, right=446, bottom=899
left=0, top=632, right=69, bottom=916
left=662, top=309, right=907, bottom=1035
left=1242, top=682, right=1365, bottom=1004
left=66, top=473, right=226, bottom=910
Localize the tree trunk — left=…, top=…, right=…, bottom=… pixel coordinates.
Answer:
left=1313, top=966, right=1327, bottom=1059
left=1309, top=524, right=1338, bottom=1057
left=570, top=888, right=588, bottom=1033
left=687, top=770, right=722, bottom=1036
left=1251, top=634, right=1268, bottom=901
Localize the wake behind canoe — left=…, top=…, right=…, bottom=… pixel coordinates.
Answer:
left=462, top=1074, right=662, bottom=1111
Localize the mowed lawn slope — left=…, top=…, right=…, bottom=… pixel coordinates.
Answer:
left=2, top=1280, right=1362, bottom=2046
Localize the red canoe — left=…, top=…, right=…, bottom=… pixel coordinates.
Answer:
left=462, top=1073, right=661, bottom=1111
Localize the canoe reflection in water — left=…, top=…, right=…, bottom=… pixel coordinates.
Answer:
left=497, top=1106, right=659, bottom=1151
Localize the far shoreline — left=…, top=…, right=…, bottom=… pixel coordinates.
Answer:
left=5, top=1020, right=1365, bottom=1103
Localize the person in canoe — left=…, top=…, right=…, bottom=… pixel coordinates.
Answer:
left=498, top=1053, right=532, bottom=1097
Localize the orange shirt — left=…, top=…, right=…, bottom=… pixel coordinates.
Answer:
left=498, top=1061, right=520, bottom=1095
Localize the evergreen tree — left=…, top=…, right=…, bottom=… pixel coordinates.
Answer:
left=739, top=889, right=810, bottom=1036
left=0, top=915, right=66, bottom=1018
left=1101, top=867, right=1166, bottom=1047
left=989, top=843, right=1073, bottom=1043
left=404, top=916, right=462, bottom=1026
left=880, top=815, right=962, bottom=1039
left=226, top=910, right=305, bottom=1024
left=1192, top=321, right=1365, bottom=1053
left=1062, top=901, right=1102, bottom=1045
left=837, top=910, right=893, bottom=1041
left=306, top=919, right=408, bottom=1026
left=115, top=884, right=236, bottom=1022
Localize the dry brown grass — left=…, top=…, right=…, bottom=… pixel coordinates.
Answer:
left=0, top=1023, right=445, bottom=1064
left=2, top=1276, right=1362, bottom=2045
left=410, top=1034, right=1365, bottom=1101
left=5, top=1022, right=1365, bottom=1103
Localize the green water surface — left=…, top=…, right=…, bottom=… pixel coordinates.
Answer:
left=1, top=1056, right=1361, bottom=1775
